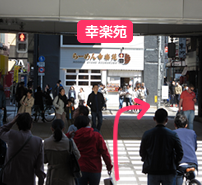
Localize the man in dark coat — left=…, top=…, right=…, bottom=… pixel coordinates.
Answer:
left=139, top=108, right=183, bottom=185
left=34, top=86, right=45, bottom=122
left=87, top=84, right=105, bottom=131
left=169, top=81, right=176, bottom=107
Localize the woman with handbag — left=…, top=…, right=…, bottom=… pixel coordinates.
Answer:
left=0, top=113, right=46, bottom=185
left=66, top=116, right=113, bottom=185
left=53, top=88, right=68, bottom=128
left=18, top=89, right=34, bottom=115
left=44, top=119, right=80, bottom=185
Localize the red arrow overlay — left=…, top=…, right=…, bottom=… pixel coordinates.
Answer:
left=113, top=98, right=150, bottom=181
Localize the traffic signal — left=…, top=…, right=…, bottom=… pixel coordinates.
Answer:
left=16, top=32, right=28, bottom=53
left=168, top=43, right=176, bottom=58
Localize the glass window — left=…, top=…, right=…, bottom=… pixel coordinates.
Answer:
left=79, top=70, right=88, bottom=73
left=66, top=69, right=76, bottom=73
left=91, top=81, right=101, bottom=86
left=91, top=75, right=101, bottom=80
left=66, top=81, right=75, bottom=86
left=91, top=70, right=100, bottom=73
left=66, top=75, right=76, bottom=79
left=79, top=75, right=89, bottom=79
left=79, top=81, right=89, bottom=86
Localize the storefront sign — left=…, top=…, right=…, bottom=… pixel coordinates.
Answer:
left=162, top=86, right=168, bottom=99
left=72, top=52, right=131, bottom=64
left=179, top=38, right=186, bottom=59
left=77, top=20, right=133, bottom=43
left=61, top=48, right=144, bottom=70
left=14, top=66, right=21, bottom=83
left=0, top=55, right=8, bottom=75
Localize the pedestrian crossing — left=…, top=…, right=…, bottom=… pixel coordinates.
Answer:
left=37, top=140, right=202, bottom=185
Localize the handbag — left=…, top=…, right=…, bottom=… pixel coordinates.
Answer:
left=176, top=110, right=184, bottom=117
left=0, top=135, right=32, bottom=185
left=69, top=138, right=82, bottom=178
left=104, top=175, right=114, bottom=185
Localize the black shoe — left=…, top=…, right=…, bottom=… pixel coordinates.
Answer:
left=42, top=119, right=45, bottom=123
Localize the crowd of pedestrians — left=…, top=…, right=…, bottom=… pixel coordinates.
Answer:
left=0, top=78, right=200, bottom=185
left=118, top=82, right=148, bottom=112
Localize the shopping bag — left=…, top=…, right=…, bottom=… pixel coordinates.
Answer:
left=104, top=177, right=114, bottom=185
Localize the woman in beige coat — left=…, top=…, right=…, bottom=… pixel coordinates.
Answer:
left=44, top=119, right=80, bottom=185
left=18, top=89, right=34, bottom=115
left=53, top=88, right=68, bottom=126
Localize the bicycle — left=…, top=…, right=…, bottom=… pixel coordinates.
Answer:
left=32, top=104, right=56, bottom=122
left=177, top=164, right=201, bottom=185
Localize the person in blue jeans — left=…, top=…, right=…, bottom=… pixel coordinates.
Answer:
left=0, top=85, right=6, bottom=127
left=179, top=84, right=196, bottom=130
left=87, top=84, right=105, bottom=131
left=118, top=87, right=126, bottom=109
left=173, top=114, right=198, bottom=185
left=140, top=108, right=183, bottom=185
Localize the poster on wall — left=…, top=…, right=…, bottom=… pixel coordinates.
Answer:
left=107, top=83, right=119, bottom=92
left=107, top=76, right=120, bottom=92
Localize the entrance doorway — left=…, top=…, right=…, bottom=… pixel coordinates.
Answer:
left=121, top=77, right=130, bottom=88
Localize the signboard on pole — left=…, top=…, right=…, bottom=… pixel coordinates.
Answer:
left=162, top=85, right=169, bottom=100
left=38, top=62, right=45, bottom=67
left=39, top=56, right=45, bottom=62
left=179, top=38, right=186, bottom=58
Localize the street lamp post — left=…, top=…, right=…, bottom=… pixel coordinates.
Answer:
left=157, top=36, right=162, bottom=109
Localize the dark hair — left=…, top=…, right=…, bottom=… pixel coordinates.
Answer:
left=118, top=87, right=122, bottom=91
left=52, top=119, right=64, bottom=142
left=154, top=108, right=168, bottom=124
left=37, top=86, right=42, bottom=92
left=93, top=84, right=98, bottom=88
left=27, top=89, right=32, bottom=94
left=78, top=105, right=89, bottom=116
left=174, top=114, right=188, bottom=128
left=59, top=88, right=64, bottom=93
left=80, top=87, right=84, bottom=92
left=74, top=116, right=90, bottom=130
left=57, top=80, right=61, bottom=83
left=189, top=84, right=194, bottom=89
left=16, top=113, right=32, bottom=131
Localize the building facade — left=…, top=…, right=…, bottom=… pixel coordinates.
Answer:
left=60, top=35, right=144, bottom=107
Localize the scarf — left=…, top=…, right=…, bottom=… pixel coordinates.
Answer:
left=58, top=93, right=67, bottom=109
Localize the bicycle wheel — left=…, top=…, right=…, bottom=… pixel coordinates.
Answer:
left=44, top=106, right=56, bottom=122
left=189, top=179, right=201, bottom=185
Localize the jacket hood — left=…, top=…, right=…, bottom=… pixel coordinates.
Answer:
left=75, top=127, right=95, bottom=143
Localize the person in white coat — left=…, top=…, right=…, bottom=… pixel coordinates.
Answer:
left=78, top=88, right=85, bottom=106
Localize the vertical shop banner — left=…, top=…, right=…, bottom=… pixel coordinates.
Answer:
left=0, top=55, right=8, bottom=75
left=179, top=38, right=186, bottom=58
left=77, top=20, right=133, bottom=43
left=14, top=66, right=20, bottom=83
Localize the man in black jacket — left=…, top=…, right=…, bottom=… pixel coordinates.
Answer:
left=169, top=81, right=176, bottom=107
left=139, top=108, right=183, bottom=185
left=87, top=84, right=105, bottom=131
